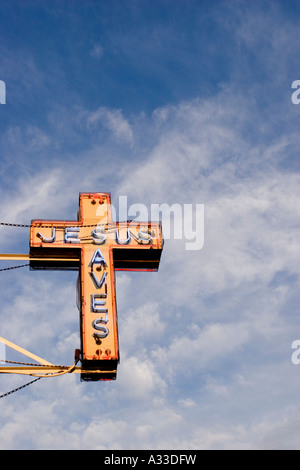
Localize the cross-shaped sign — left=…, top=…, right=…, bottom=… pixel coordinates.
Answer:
left=29, top=192, right=163, bottom=381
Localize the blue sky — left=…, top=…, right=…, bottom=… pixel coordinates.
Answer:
left=0, top=0, right=299, bottom=450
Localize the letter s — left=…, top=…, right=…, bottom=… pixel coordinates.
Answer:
left=291, top=80, right=300, bottom=104
left=291, top=340, right=300, bottom=365
left=92, top=227, right=106, bottom=245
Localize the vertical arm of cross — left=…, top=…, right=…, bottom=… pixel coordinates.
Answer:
left=79, top=193, right=120, bottom=375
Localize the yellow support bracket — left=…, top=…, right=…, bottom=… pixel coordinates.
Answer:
left=0, top=336, right=54, bottom=366
left=0, top=366, right=117, bottom=377
left=0, top=254, right=80, bottom=262
left=0, top=337, right=116, bottom=379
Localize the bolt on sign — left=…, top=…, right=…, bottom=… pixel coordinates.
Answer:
left=29, top=193, right=163, bottom=381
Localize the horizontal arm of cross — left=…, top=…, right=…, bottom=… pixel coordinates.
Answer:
left=29, top=220, right=163, bottom=271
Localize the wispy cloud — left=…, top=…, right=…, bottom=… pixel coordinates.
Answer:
left=87, top=107, right=134, bottom=144
left=89, top=43, right=104, bottom=59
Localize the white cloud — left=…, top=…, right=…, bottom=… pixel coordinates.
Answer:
left=178, top=398, right=196, bottom=408
left=4, top=125, right=51, bottom=151
left=113, top=355, right=167, bottom=403
left=119, top=302, right=166, bottom=353
left=90, top=43, right=104, bottom=59
left=87, top=107, right=134, bottom=144
left=259, top=413, right=300, bottom=450
left=0, top=168, right=64, bottom=223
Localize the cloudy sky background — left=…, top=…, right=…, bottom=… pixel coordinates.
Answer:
left=0, top=0, right=299, bottom=449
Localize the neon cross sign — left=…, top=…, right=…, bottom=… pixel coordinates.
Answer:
left=29, top=192, right=163, bottom=381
